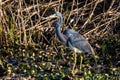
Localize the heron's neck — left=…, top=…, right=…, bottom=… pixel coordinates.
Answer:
left=55, top=23, right=66, bottom=44
left=55, top=13, right=67, bottom=44
left=58, top=15, right=63, bottom=25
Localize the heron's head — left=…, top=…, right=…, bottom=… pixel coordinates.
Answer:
left=44, top=11, right=62, bottom=20
left=44, top=11, right=63, bottom=27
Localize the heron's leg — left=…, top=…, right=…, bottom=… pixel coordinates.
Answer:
left=79, top=55, right=83, bottom=71
left=72, top=52, right=77, bottom=76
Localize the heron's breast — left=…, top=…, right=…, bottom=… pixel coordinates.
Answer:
left=59, top=33, right=68, bottom=43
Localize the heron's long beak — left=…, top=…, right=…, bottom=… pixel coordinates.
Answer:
left=43, top=14, right=58, bottom=20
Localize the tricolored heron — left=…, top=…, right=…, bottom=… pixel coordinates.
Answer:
left=46, top=11, right=96, bottom=75
left=54, top=11, right=95, bottom=55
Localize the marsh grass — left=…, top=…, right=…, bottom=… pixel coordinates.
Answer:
left=0, top=0, right=120, bottom=79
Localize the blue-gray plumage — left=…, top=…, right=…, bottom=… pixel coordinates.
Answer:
left=55, top=11, right=95, bottom=55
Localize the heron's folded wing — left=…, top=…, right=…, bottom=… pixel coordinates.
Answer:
left=63, top=29, right=94, bottom=54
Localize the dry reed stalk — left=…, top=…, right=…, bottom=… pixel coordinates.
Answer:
left=0, top=0, right=120, bottom=47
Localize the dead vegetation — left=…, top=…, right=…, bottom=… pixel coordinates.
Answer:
left=0, top=0, right=120, bottom=47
